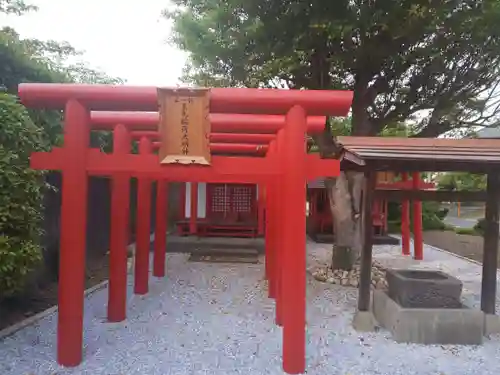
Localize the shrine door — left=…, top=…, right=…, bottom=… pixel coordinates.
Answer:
left=207, top=183, right=257, bottom=223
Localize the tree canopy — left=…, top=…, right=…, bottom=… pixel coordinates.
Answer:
left=436, top=172, right=487, bottom=191
left=166, top=0, right=500, bottom=137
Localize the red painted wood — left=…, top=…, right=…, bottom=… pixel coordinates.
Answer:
left=190, top=182, right=198, bottom=235
left=30, top=150, right=339, bottom=182
left=151, top=141, right=268, bottom=155
left=134, top=137, right=153, bottom=295
left=258, top=184, right=265, bottom=236
left=275, top=129, right=285, bottom=327
left=132, top=131, right=275, bottom=144
left=412, top=172, right=424, bottom=260
left=154, top=180, right=168, bottom=277
left=19, top=83, right=353, bottom=116
left=108, top=124, right=131, bottom=322
left=265, top=141, right=277, bottom=298
left=57, top=99, right=89, bottom=367
left=21, top=83, right=349, bottom=373
left=211, top=133, right=274, bottom=144
left=94, top=113, right=327, bottom=133
left=282, top=107, right=307, bottom=374
left=401, top=173, right=411, bottom=255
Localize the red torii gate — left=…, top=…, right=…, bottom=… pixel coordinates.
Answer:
left=19, top=83, right=352, bottom=374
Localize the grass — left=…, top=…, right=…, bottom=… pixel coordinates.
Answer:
left=454, top=227, right=481, bottom=236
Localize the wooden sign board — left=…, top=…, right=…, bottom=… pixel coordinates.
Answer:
left=377, top=171, right=395, bottom=183
left=157, top=87, right=211, bottom=165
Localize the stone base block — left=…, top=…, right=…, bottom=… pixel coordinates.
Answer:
left=352, top=310, right=377, bottom=332
left=484, top=314, right=500, bottom=336
left=373, top=289, right=484, bottom=345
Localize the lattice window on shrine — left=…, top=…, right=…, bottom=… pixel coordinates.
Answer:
left=211, top=185, right=230, bottom=213
left=232, top=186, right=252, bottom=213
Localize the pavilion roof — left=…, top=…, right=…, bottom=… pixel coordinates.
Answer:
left=335, top=136, right=500, bottom=173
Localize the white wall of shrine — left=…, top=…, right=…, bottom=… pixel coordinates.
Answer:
left=183, top=183, right=260, bottom=219
left=184, top=182, right=207, bottom=219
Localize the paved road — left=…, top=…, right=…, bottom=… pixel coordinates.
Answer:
left=444, top=216, right=477, bottom=229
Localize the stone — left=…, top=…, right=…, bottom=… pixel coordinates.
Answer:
left=313, top=262, right=388, bottom=290
left=372, top=289, right=484, bottom=345
left=386, top=269, right=463, bottom=308
left=352, top=310, right=377, bottom=332
left=376, top=280, right=386, bottom=290
left=484, top=314, right=500, bottom=336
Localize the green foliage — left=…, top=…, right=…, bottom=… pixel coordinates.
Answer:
left=167, top=0, right=500, bottom=136
left=0, top=93, right=48, bottom=297
left=0, top=0, right=37, bottom=15
left=436, top=172, right=486, bottom=191
left=455, top=227, right=480, bottom=236
left=474, top=217, right=487, bottom=235
left=421, top=206, right=446, bottom=231
left=387, top=201, right=447, bottom=232
left=1, top=22, right=123, bottom=149
left=443, top=224, right=456, bottom=232
left=387, top=220, right=401, bottom=234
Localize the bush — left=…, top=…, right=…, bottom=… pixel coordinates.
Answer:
left=387, top=220, right=401, bottom=233
left=0, top=93, right=48, bottom=298
left=474, top=218, right=487, bottom=235
left=387, top=201, right=447, bottom=232
left=436, top=207, right=449, bottom=220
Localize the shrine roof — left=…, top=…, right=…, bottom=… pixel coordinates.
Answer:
left=335, top=136, right=500, bottom=173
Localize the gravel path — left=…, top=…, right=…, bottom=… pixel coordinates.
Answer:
left=1, top=243, right=500, bottom=375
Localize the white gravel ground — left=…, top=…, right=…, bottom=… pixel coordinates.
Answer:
left=1, top=241, right=500, bottom=375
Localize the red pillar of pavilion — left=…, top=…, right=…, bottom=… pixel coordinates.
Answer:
left=274, top=129, right=285, bottom=327
left=57, top=99, right=89, bottom=366
left=412, top=172, right=424, bottom=260
left=258, top=184, right=265, bottom=236
left=153, top=180, right=168, bottom=277
left=401, top=172, right=411, bottom=255
left=108, top=124, right=131, bottom=322
left=265, top=140, right=278, bottom=299
left=282, top=106, right=307, bottom=374
left=134, top=137, right=153, bottom=294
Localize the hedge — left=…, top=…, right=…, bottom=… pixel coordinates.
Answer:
left=0, top=93, right=48, bottom=298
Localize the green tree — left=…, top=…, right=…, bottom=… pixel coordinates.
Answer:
left=0, top=0, right=36, bottom=15
left=166, top=0, right=500, bottom=270
left=1, top=26, right=123, bottom=147
left=437, top=172, right=486, bottom=191
left=0, top=93, right=48, bottom=297
left=0, top=2, right=123, bottom=296
left=166, top=0, right=500, bottom=134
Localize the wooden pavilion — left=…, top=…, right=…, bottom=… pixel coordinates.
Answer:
left=329, top=137, right=500, bottom=323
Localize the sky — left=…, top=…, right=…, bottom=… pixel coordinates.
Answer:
left=0, top=0, right=188, bottom=86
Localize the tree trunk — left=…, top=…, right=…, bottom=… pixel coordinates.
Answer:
left=310, top=112, right=368, bottom=271
left=327, top=171, right=365, bottom=270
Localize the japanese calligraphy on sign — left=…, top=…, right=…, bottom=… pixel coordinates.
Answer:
left=157, top=87, right=211, bottom=165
